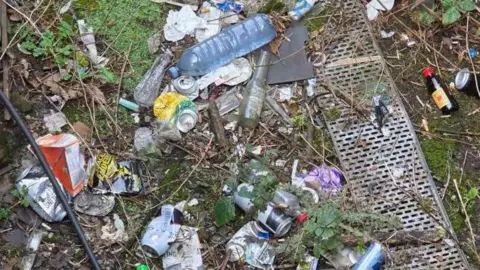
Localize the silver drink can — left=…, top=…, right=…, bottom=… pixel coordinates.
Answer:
left=173, top=76, right=199, bottom=100
left=455, top=68, right=480, bottom=97
left=176, top=108, right=198, bottom=133
left=257, top=203, right=292, bottom=238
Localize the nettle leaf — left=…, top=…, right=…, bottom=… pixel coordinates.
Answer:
left=458, top=0, right=476, bottom=11
left=442, top=7, right=461, bottom=25
left=315, top=228, right=324, bottom=237
left=313, top=244, right=325, bottom=258
left=214, top=196, right=235, bottom=226
left=321, top=228, right=335, bottom=239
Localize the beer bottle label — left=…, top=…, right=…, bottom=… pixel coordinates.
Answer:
left=432, top=88, right=450, bottom=109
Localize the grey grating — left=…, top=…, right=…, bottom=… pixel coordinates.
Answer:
left=315, top=0, right=470, bottom=269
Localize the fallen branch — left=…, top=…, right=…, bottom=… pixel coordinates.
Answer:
left=208, top=100, right=228, bottom=147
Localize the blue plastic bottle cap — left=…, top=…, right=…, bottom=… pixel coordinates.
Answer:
left=168, top=67, right=180, bottom=79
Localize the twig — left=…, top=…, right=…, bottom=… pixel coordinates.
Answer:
left=114, top=42, right=133, bottom=124
left=453, top=177, right=480, bottom=262
left=458, top=150, right=468, bottom=186
left=466, top=15, right=480, bottom=98
left=1, top=0, right=41, bottom=35
left=1, top=0, right=9, bottom=120
left=393, top=16, right=458, bottom=69
left=219, top=249, right=231, bottom=270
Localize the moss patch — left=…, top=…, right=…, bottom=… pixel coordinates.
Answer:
left=258, top=0, right=287, bottom=14
left=325, top=108, right=341, bottom=121
left=63, top=101, right=135, bottom=138
left=420, top=139, right=457, bottom=181
left=303, top=5, right=336, bottom=33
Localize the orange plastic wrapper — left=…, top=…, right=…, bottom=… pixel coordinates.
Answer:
left=35, top=134, right=85, bottom=196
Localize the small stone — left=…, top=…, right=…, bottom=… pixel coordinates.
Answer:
left=210, top=235, right=223, bottom=244
left=3, top=229, right=26, bottom=246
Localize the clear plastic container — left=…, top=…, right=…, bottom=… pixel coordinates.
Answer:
left=272, top=190, right=308, bottom=223
left=238, top=51, right=270, bottom=128
left=176, top=14, right=276, bottom=76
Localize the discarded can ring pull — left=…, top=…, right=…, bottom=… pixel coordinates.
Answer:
left=173, top=76, right=198, bottom=99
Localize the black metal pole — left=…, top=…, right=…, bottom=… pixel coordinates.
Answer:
left=0, top=90, right=101, bottom=270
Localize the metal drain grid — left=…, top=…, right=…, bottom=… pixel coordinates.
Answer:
left=315, top=0, right=469, bottom=268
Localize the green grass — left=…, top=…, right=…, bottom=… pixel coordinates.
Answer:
left=81, top=0, right=165, bottom=92
left=63, top=101, right=135, bottom=137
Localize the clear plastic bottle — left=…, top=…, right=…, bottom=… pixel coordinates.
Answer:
left=238, top=51, right=270, bottom=128
left=176, top=14, right=276, bottom=76
left=272, top=190, right=308, bottom=223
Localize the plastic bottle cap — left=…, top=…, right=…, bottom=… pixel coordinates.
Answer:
left=297, top=212, right=309, bottom=223
left=422, top=67, right=434, bottom=78
left=136, top=264, right=150, bottom=270
left=168, top=67, right=180, bottom=79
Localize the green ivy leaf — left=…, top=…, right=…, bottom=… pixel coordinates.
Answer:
left=63, top=73, right=73, bottom=81
left=11, top=189, right=20, bottom=199
left=32, top=47, right=45, bottom=57
left=20, top=41, right=37, bottom=51
left=321, top=228, right=335, bottom=239
left=442, top=7, right=461, bottom=25
left=315, top=228, right=324, bottom=237
left=0, top=208, right=10, bottom=220
left=237, top=185, right=252, bottom=198
left=58, top=21, right=73, bottom=39
left=467, top=187, right=479, bottom=201
left=458, top=0, right=476, bottom=11
left=40, top=31, right=55, bottom=48
left=54, top=56, right=66, bottom=67
left=313, top=244, right=325, bottom=258
left=98, top=67, right=116, bottom=83
left=442, top=0, right=456, bottom=10
left=419, top=10, right=435, bottom=25
left=55, top=45, right=73, bottom=56
left=214, top=196, right=235, bottom=226
left=21, top=199, right=30, bottom=208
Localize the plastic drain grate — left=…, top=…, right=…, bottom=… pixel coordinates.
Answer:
left=315, top=0, right=470, bottom=269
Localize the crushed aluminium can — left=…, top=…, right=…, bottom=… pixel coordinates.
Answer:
left=16, top=166, right=69, bottom=222
left=141, top=205, right=184, bottom=257
left=226, top=221, right=271, bottom=262
left=153, top=92, right=198, bottom=133
left=256, top=203, right=292, bottom=238
left=172, top=76, right=199, bottom=101
left=455, top=68, right=480, bottom=98
left=353, top=242, right=384, bottom=270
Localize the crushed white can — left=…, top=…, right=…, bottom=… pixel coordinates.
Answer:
left=141, top=205, right=182, bottom=256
